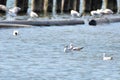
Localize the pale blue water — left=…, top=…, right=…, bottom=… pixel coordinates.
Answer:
left=1, top=0, right=120, bottom=80
left=0, top=22, right=120, bottom=80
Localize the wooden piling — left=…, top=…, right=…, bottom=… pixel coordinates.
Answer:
left=0, top=0, right=7, bottom=5
left=63, top=0, right=70, bottom=12
left=0, top=0, right=119, bottom=16
left=84, top=0, right=92, bottom=13
left=61, top=0, right=64, bottom=13
left=91, top=0, right=102, bottom=10
left=47, top=0, right=53, bottom=12
left=76, top=0, right=80, bottom=11
left=0, top=0, right=7, bottom=14
left=107, top=0, right=117, bottom=12
left=73, top=0, right=77, bottom=10
left=69, top=0, right=74, bottom=10
left=43, top=0, right=53, bottom=16
left=101, top=0, right=117, bottom=12
left=117, top=0, right=120, bottom=13
left=15, top=0, right=28, bottom=14
left=43, top=0, right=48, bottom=15
left=79, top=0, right=86, bottom=16
left=72, top=0, right=80, bottom=12
left=56, top=0, right=61, bottom=13
left=101, top=0, right=108, bottom=9
left=52, top=0, right=57, bottom=15
left=60, top=0, right=78, bottom=13
left=31, top=0, right=44, bottom=13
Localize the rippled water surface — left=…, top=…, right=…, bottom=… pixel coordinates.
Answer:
left=0, top=21, right=120, bottom=80
left=0, top=0, right=120, bottom=80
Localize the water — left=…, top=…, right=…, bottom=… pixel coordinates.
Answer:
left=0, top=0, right=119, bottom=79
left=0, top=21, right=120, bottom=80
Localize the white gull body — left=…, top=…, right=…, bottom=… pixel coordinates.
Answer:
left=8, top=7, right=21, bottom=17
left=64, top=45, right=71, bottom=53
left=13, top=30, right=19, bottom=36
left=70, top=10, right=80, bottom=17
left=69, top=43, right=84, bottom=51
left=30, top=11, right=38, bottom=18
left=103, top=53, right=112, bottom=60
left=0, top=4, right=8, bottom=11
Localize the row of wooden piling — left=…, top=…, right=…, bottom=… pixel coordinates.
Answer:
left=0, top=0, right=120, bottom=15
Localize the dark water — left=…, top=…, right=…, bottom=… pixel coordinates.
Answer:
left=0, top=22, right=120, bottom=80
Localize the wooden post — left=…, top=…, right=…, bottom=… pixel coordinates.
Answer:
left=48, top=0, right=53, bottom=12
left=79, top=0, right=85, bottom=16
left=52, top=0, right=56, bottom=15
left=56, top=0, right=61, bottom=13
left=76, top=0, right=80, bottom=11
left=117, top=0, right=120, bottom=13
left=64, top=0, right=70, bottom=12
left=63, top=0, right=74, bottom=12
left=44, top=0, right=48, bottom=15
left=101, top=0, right=108, bottom=9
left=107, top=0, right=117, bottom=12
left=15, top=0, right=28, bottom=14
left=91, top=0, right=102, bottom=10
left=84, top=0, right=92, bottom=13
left=113, top=0, right=117, bottom=12
left=0, top=0, right=7, bottom=13
left=91, top=0, right=97, bottom=10
left=70, top=0, right=74, bottom=10
left=0, top=0, right=7, bottom=5
left=31, top=0, right=44, bottom=13
left=73, top=0, right=77, bottom=10
left=96, top=0, right=102, bottom=10
left=61, top=0, right=64, bottom=13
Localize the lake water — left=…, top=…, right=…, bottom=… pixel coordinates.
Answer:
left=0, top=19, right=120, bottom=80
left=0, top=0, right=120, bottom=79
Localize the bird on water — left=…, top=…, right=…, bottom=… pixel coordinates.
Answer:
left=64, top=43, right=84, bottom=53
left=64, top=45, right=71, bottom=53
left=103, top=53, right=113, bottom=60
left=13, top=30, right=19, bottom=36
left=69, top=43, right=84, bottom=51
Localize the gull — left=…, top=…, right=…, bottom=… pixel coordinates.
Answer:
left=0, top=4, right=8, bottom=11
left=103, top=53, right=113, bottom=60
left=13, top=30, right=19, bottom=36
left=90, top=9, right=104, bottom=18
left=90, top=9, right=113, bottom=17
left=8, top=7, right=21, bottom=17
left=9, top=7, right=21, bottom=14
left=69, top=43, right=84, bottom=51
left=70, top=10, right=80, bottom=17
left=96, top=9, right=105, bottom=15
left=64, top=45, right=71, bottom=53
left=30, top=11, right=38, bottom=18
left=103, top=9, right=113, bottom=15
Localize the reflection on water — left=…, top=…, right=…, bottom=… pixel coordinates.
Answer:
left=0, top=22, right=120, bottom=80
